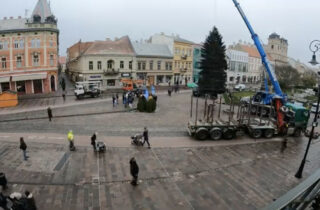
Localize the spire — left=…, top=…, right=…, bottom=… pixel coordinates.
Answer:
left=31, top=0, right=55, bottom=23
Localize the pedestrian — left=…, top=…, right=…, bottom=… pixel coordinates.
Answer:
left=62, top=93, right=66, bottom=102
left=280, top=138, right=288, bottom=153
left=168, top=88, right=172, bottom=96
left=67, top=130, right=75, bottom=151
left=130, top=157, right=139, bottom=186
left=142, top=127, right=151, bottom=148
left=168, top=81, right=171, bottom=87
left=19, top=137, right=28, bottom=161
left=0, top=172, right=7, bottom=191
left=91, top=132, right=97, bottom=151
left=122, top=92, right=126, bottom=105
left=112, top=95, right=116, bottom=107
left=0, top=192, right=8, bottom=210
left=24, top=190, right=37, bottom=210
left=47, top=107, right=53, bottom=122
left=116, top=93, right=119, bottom=105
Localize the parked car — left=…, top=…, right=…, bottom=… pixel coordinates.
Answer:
left=234, top=84, right=246, bottom=91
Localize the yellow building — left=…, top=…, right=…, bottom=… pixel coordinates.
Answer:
left=150, top=33, right=194, bottom=85
left=173, top=39, right=193, bottom=85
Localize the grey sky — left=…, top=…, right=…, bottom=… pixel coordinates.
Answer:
left=2, top=0, right=320, bottom=65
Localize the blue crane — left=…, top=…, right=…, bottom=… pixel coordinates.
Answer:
left=231, top=0, right=285, bottom=105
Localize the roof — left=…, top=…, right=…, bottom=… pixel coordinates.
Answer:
left=132, top=43, right=172, bottom=58
left=0, top=18, right=27, bottom=31
left=173, top=36, right=194, bottom=44
left=31, top=0, right=53, bottom=23
left=84, top=36, right=135, bottom=56
left=238, top=44, right=274, bottom=61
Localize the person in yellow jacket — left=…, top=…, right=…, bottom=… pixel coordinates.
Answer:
left=67, top=130, right=75, bottom=151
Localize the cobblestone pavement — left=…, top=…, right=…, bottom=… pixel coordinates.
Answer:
left=1, top=138, right=320, bottom=210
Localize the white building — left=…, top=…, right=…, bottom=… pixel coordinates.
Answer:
left=226, top=49, right=249, bottom=85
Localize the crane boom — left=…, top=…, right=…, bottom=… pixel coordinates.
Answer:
left=231, top=0, right=283, bottom=98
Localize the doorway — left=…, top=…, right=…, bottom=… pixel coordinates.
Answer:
left=51, top=75, right=56, bottom=92
left=33, top=80, right=43, bottom=94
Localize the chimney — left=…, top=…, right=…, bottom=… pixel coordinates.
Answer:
left=10, top=17, right=13, bottom=19
left=18, top=16, right=21, bottom=19
left=3, top=17, right=7, bottom=20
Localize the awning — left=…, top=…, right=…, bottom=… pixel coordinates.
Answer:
left=0, top=76, right=10, bottom=83
left=12, top=73, right=47, bottom=82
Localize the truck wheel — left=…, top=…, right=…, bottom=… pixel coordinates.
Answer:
left=195, top=128, right=209, bottom=141
left=210, top=128, right=222, bottom=140
left=293, top=128, right=301, bottom=137
left=223, top=129, right=234, bottom=140
left=264, top=129, right=274, bottom=138
left=252, top=129, right=262, bottom=138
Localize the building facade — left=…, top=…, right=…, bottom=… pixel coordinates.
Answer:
left=226, top=49, right=249, bottom=85
left=150, top=33, right=193, bottom=85
left=132, top=42, right=173, bottom=86
left=67, top=36, right=136, bottom=89
left=0, top=0, right=59, bottom=94
left=265, top=33, right=288, bottom=65
left=192, top=44, right=202, bottom=83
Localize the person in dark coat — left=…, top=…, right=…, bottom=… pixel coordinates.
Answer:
left=130, top=157, right=139, bottom=186
left=0, top=192, right=8, bottom=210
left=47, top=107, right=53, bottom=121
left=19, top=137, right=28, bottom=161
left=24, top=191, right=37, bottom=210
left=142, top=127, right=151, bottom=148
left=112, top=95, right=116, bottom=107
left=91, top=132, right=97, bottom=151
left=116, top=93, right=119, bottom=105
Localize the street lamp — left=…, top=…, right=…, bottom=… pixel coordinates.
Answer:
left=295, top=40, right=320, bottom=179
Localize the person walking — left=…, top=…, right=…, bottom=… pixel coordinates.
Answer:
left=112, top=95, right=116, bottom=107
left=0, top=192, right=9, bottom=210
left=130, top=157, right=139, bottom=186
left=19, top=137, right=28, bottom=161
left=142, top=127, right=151, bottom=148
left=24, top=191, right=37, bottom=210
left=91, top=132, right=97, bottom=151
left=116, top=93, right=119, bottom=105
left=47, top=107, right=53, bottom=122
left=62, top=92, right=66, bottom=102
left=67, top=130, right=75, bottom=151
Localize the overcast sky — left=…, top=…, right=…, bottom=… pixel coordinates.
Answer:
left=2, top=0, right=320, bottom=65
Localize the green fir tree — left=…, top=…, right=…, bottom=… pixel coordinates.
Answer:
left=198, top=26, right=227, bottom=96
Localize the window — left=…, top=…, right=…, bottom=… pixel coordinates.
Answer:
left=16, top=56, right=22, bottom=68
left=175, top=48, right=178, bottom=55
left=271, top=45, right=274, bottom=49
left=129, top=61, right=132, bottom=70
left=97, top=61, right=102, bottom=70
left=1, top=82, right=10, bottom=92
left=229, top=77, right=234, bottom=82
left=138, top=62, right=141, bottom=70
left=175, top=61, right=177, bottom=68
left=49, top=39, right=53, bottom=47
left=16, top=81, right=26, bottom=93
left=31, top=39, right=40, bottom=48
left=0, top=41, right=3, bottom=50
left=19, top=39, right=24, bottom=48
left=149, top=61, right=153, bottom=70
left=165, top=62, right=172, bottom=70
left=1, top=58, right=6, bottom=69
left=50, top=54, right=54, bottom=66
left=33, top=54, right=39, bottom=66
left=157, top=61, right=161, bottom=70
left=107, top=60, right=113, bottom=69
left=89, top=61, right=93, bottom=70
left=14, top=40, right=19, bottom=48
left=107, top=79, right=115, bottom=86
left=120, top=61, right=124, bottom=69
left=142, top=61, right=146, bottom=70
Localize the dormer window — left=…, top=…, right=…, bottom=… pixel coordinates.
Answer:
left=45, top=16, right=56, bottom=24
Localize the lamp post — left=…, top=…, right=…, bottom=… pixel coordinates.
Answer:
left=295, top=40, right=320, bottom=179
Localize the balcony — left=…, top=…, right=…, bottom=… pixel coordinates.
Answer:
left=180, top=68, right=187, bottom=73
left=181, top=54, right=188, bottom=60
left=103, top=69, right=119, bottom=75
